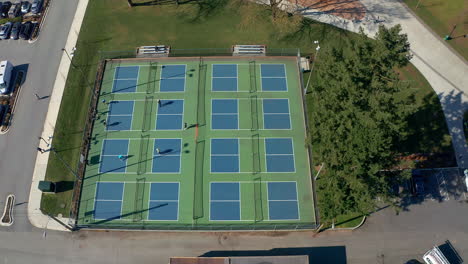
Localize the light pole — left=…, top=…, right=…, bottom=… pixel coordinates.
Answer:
left=61, top=48, right=93, bottom=92
left=304, top=40, right=320, bottom=94
left=61, top=48, right=76, bottom=68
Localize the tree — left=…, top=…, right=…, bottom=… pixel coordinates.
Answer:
left=311, top=25, right=414, bottom=222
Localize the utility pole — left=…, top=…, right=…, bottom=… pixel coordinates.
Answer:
left=304, top=40, right=320, bottom=94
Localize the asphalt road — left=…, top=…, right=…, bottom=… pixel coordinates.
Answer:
left=0, top=0, right=79, bottom=232
left=0, top=196, right=467, bottom=264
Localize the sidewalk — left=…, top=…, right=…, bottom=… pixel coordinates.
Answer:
left=298, top=0, right=468, bottom=167
left=27, top=0, right=90, bottom=231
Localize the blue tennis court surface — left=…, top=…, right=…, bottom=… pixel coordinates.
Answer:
left=152, top=139, right=182, bottom=173
left=267, top=182, right=299, bottom=220
left=106, top=101, right=134, bottom=131
left=212, top=64, right=238, bottom=91
left=99, top=139, right=129, bottom=173
left=265, top=138, right=295, bottom=172
left=94, top=182, right=124, bottom=220
left=112, top=66, right=139, bottom=93
left=210, top=182, right=240, bottom=221
left=156, top=99, right=184, bottom=130
left=262, top=99, right=291, bottom=129
left=211, top=99, right=238, bottom=130
left=211, top=138, right=239, bottom=173
left=261, top=64, right=287, bottom=91
left=160, top=65, right=186, bottom=92
left=148, top=182, right=179, bottom=220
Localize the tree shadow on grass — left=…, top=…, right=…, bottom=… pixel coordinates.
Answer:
left=184, top=0, right=230, bottom=23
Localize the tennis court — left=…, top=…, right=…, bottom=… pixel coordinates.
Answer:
left=112, top=66, right=139, bottom=93
left=212, top=64, right=238, bottom=91
left=155, top=99, right=184, bottom=130
left=77, top=57, right=316, bottom=229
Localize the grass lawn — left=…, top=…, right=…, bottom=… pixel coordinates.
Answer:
left=41, top=0, right=451, bottom=218
left=403, top=0, right=467, bottom=60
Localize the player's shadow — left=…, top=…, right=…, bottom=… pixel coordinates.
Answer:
left=161, top=100, right=174, bottom=107
left=157, top=149, right=176, bottom=155
left=108, top=121, right=121, bottom=127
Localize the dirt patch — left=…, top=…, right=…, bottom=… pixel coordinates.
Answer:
left=291, top=0, right=366, bottom=20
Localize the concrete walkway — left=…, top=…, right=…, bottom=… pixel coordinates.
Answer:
left=27, top=0, right=90, bottom=231
left=299, top=0, right=468, bottom=166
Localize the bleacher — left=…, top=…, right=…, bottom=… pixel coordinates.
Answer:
left=232, top=45, right=266, bottom=56
left=136, top=45, right=170, bottom=57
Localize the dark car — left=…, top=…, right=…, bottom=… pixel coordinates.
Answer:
left=30, top=0, right=41, bottom=14
left=10, top=21, right=20, bottom=39
left=19, top=21, right=34, bottom=40
left=0, top=1, right=11, bottom=18
left=0, top=22, right=12, bottom=39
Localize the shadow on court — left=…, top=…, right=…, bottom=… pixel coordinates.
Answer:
left=85, top=146, right=189, bottom=177
left=99, top=67, right=196, bottom=96
left=201, top=246, right=348, bottom=264
left=85, top=203, right=170, bottom=224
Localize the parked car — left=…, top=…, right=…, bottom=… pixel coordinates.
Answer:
left=30, top=0, right=41, bottom=14
left=0, top=1, right=11, bottom=18
left=9, top=21, right=20, bottom=39
left=0, top=22, right=12, bottom=39
left=7, top=2, right=19, bottom=18
left=19, top=21, right=33, bottom=40
left=20, top=1, right=31, bottom=13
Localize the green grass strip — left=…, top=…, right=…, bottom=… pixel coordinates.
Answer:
left=137, top=134, right=150, bottom=175
left=193, top=58, right=207, bottom=220
left=250, top=95, right=258, bottom=131
left=133, top=177, right=146, bottom=222
left=142, top=95, right=153, bottom=133
left=249, top=61, right=257, bottom=93
left=252, top=133, right=260, bottom=174
left=254, top=177, right=263, bottom=222
left=147, top=62, right=158, bottom=94
left=193, top=140, right=205, bottom=219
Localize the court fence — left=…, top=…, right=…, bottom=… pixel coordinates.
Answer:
left=76, top=222, right=320, bottom=231
left=98, top=48, right=301, bottom=60
left=68, top=59, right=108, bottom=226
left=69, top=49, right=321, bottom=230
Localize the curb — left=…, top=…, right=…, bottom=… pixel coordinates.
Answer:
left=27, top=0, right=90, bottom=231
left=0, top=194, right=15, bottom=226
left=320, top=216, right=367, bottom=232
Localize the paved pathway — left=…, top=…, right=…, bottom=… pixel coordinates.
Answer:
left=299, top=0, right=468, bottom=167
left=27, top=0, right=90, bottom=231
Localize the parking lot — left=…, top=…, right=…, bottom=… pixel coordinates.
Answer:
left=411, top=168, right=467, bottom=202
left=0, top=0, right=48, bottom=41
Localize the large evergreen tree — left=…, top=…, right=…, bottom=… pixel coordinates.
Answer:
left=311, top=25, right=414, bottom=222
